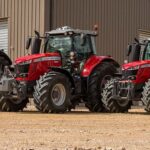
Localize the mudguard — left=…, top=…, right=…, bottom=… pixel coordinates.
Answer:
left=0, top=50, right=12, bottom=66
left=81, top=55, right=120, bottom=77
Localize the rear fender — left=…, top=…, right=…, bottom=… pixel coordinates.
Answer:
left=81, top=55, right=120, bottom=77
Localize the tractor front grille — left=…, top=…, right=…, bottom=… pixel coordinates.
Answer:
left=122, top=69, right=138, bottom=79
left=15, top=64, right=30, bottom=77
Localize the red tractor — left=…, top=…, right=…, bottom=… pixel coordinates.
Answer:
left=0, top=26, right=119, bottom=113
left=101, top=38, right=150, bottom=113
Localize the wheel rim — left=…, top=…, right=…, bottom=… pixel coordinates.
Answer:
left=51, top=83, right=66, bottom=106
left=110, top=84, right=130, bottom=107
left=100, top=75, right=112, bottom=89
left=116, top=88, right=130, bottom=107
left=8, top=87, right=26, bottom=104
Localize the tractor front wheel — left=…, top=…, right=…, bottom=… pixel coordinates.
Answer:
left=86, top=62, right=117, bottom=112
left=142, top=79, right=150, bottom=112
left=0, top=96, right=28, bottom=112
left=101, top=79, right=131, bottom=113
left=33, top=72, right=71, bottom=113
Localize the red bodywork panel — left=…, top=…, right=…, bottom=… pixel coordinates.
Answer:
left=81, top=55, right=117, bottom=77
left=15, top=53, right=62, bottom=81
left=122, top=60, right=150, bottom=84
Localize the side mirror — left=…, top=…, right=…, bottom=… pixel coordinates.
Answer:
left=132, top=44, right=141, bottom=61
left=26, top=38, right=32, bottom=49
left=80, top=34, right=86, bottom=46
left=127, top=44, right=132, bottom=56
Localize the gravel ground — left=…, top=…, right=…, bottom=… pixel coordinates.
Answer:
left=0, top=105, right=150, bottom=150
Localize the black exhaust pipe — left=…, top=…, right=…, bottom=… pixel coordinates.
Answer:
left=31, top=38, right=42, bottom=54
left=31, top=30, right=42, bottom=54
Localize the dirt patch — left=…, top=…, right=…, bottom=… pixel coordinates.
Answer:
left=0, top=106, right=149, bottom=150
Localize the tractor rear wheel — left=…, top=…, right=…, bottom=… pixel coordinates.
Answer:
left=0, top=96, right=28, bottom=112
left=33, top=72, right=71, bottom=113
left=101, top=79, right=131, bottom=113
left=86, top=62, right=117, bottom=112
left=142, top=79, right=150, bottom=112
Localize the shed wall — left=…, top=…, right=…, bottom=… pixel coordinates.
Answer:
left=0, top=0, right=45, bottom=61
left=49, top=0, right=150, bottom=63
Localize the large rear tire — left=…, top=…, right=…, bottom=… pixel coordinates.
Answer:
left=142, top=79, right=150, bottom=112
left=101, top=79, right=132, bottom=113
left=0, top=96, right=28, bottom=112
left=86, top=62, right=117, bottom=112
left=33, top=72, right=71, bottom=113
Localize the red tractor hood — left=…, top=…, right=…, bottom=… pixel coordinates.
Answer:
left=122, top=60, right=150, bottom=70
left=15, top=52, right=60, bottom=64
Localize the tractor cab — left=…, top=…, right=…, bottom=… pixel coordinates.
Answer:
left=25, top=26, right=97, bottom=73
left=44, top=26, right=97, bottom=66
left=122, top=39, right=150, bottom=79
left=27, top=26, right=97, bottom=60
left=127, top=38, right=150, bottom=62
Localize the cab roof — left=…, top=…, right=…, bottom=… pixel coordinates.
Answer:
left=45, top=26, right=97, bottom=36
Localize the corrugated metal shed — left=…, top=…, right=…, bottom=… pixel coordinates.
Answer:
left=0, top=19, right=8, bottom=54
left=0, top=0, right=150, bottom=64
left=49, top=0, right=150, bottom=63
left=0, top=0, right=46, bottom=61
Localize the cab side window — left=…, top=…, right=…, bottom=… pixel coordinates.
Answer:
left=73, top=35, right=93, bottom=59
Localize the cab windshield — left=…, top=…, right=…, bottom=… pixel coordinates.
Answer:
left=45, top=36, right=72, bottom=55
left=45, top=34, right=94, bottom=60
